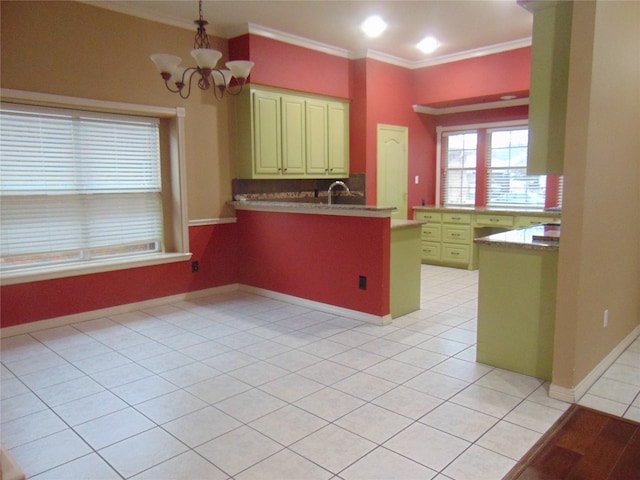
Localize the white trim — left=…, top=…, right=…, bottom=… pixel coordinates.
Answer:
left=413, top=97, right=529, bottom=116
left=412, top=37, right=532, bottom=68
left=189, top=218, right=237, bottom=227
left=0, top=284, right=240, bottom=338
left=438, top=119, right=529, bottom=134
left=0, top=282, right=393, bottom=337
left=245, top=24, right=352, bottom=59
left=549, top=325, right=640, bottom=403
left=0, top=253, right=192, bottom=286
left=240, top=286, right=392, bottom=326
left=0, top=89, right=191, bottom=283
left=357, top=49, right=414, bottom=69
left=435, top=126, right=443, bottom=207
left=0, top=89, right=178, bottom=118
left=80, top=2, right=529, bottom=69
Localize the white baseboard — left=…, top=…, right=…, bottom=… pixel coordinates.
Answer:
left=0, top=284, right=240, bottom=338
left=241, top=285, right=392, bottom=326
left=1, top=284, right=392, bottom=337
left=549, top=324, right=640, bottom=403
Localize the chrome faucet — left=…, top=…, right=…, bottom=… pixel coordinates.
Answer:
left=327, top=180, right=350, bottom=205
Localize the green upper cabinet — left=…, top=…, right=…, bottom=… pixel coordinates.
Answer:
left=305, top=100, right=329, bottom=175
left=252, top=90, right=282, bottom=175
left=281, top=95, right=306, bottom=175
left=235, top=85, right=349, bottom=179
left=328, top=102, right=349, bottom=176
left=520, top=0, right=573, bottom=176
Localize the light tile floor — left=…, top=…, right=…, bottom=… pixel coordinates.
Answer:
left=1, top=265, right=639, bottom=479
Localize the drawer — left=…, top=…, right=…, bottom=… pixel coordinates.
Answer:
left=443, top=225, right=471, bottom=244
left=475, top=214, right=514, bottom=227
left=421, top=242, right=441, bottom=261
left=516, top=215, right=558, bottom=227
left=442, top=213, right=471, bottom=224
left=442, top=243, right=470, bottom=263
left=421, top=224, right=441, bottom=242
left=414, top=211, right=442, bottom=223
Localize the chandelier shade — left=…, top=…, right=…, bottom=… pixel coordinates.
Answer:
left=150, top=0, right=254, bottom=99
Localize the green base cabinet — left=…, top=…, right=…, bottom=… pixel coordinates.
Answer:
left=476, top=245, right=557, bottom=380
left=413, top=207, right=560, bottom=270
left=390, top=224, right=422, bottom=319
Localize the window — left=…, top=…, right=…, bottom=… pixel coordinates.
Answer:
left=438, top=120, right=561, bottom=209
left=1, top=103, right=163, bottom=272
left=442, top=132, right=478, bottom=206
left=0, top=90, right=190, bottom=285
left=486, top=128, right=546, bottom=208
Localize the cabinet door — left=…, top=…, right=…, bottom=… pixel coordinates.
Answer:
left=328, top=102, right=348, bottom=175
left=253, top=91, right=282, bottom=175
left=305, top=100, right=329, bottom=175
left=281, top=95, right=306, bottom=175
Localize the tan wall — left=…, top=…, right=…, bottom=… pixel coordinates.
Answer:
left=554, top=0, right=640, bottom=389
left=0, top=1, right=236, bottom=220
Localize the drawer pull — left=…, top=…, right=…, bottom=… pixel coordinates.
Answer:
left=451, top=216, right=461, bottom=221
left=451, top=251, right=460, bottom=256
left=490, top=218, right=499, bottom=222
left=451, top=233, right=460, bottom=237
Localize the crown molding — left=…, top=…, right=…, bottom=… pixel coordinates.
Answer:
left=411, top=37, right=532, bottom=68
left=239, top=23, right=352, bottom=59
left=83, top=1, right=531, bottom=69
left=413, top=97, right=530, bottom=115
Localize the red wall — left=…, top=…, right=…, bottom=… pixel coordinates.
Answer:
left=0, top=224, right=239, bottom=328
left=363, top=59, right=438, bottom=212
left=237, top=210, right=390, bottom=317
left=230, top=34, right=351, bottom=99
left=412, top=47, right=531, bottom=106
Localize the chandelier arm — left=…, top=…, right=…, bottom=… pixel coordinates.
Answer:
left=183, top=68, right=201, bottom=99
left=163, top=78, right=183, bottom=94
left=221, top=83, right=244, bottom=97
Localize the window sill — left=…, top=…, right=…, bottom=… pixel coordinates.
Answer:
left=0, top=252, right=193, bottom=286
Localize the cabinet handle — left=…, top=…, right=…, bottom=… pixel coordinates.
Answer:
left=329, top=168, right=333, bottom=172
left=490, top=218, right=499, bottom=222
left=451, top=233, right=460, bottom=237
left=452, top=216, right=460, bottom=221
left=283, top=168, right=288, bottom=172
left=451, top=251, right=460, bottom=256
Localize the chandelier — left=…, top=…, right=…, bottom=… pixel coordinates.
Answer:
left=150, top=0, right=254, bottom=99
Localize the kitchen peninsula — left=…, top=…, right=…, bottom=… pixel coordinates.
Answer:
left=413, top=206, right=561, bottom=270
left=474, top=224, right=560, bottom=380
left=231, top=201, right=423, bottom=325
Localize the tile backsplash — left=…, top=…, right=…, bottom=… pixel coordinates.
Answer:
left=232, top=174, right=365, bottom=205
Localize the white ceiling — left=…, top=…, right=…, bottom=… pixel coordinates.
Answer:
left=87, top=0, right=534, bottom=66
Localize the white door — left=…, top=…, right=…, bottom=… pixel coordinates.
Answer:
left=377, top=124, right=408, bottom=219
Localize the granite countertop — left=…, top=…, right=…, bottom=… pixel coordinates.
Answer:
left=474, top=224, right=561, bottom=251
left=230, top=201, right=397, bottom=218
left=413, top=205, right=561, bottom=216
left=391, top=219, right=426, bottom=230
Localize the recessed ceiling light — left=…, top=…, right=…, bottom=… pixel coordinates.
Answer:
left=417, top=36, right=441, bottom=54
left=361, top=16, right=387, bottom=38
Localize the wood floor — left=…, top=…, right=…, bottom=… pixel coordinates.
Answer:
left=504, top=404, right=640, bottom=479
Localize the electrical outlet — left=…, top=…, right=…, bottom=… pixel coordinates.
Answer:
left=359, top=275, right=367, bottom=290
left=603, top=309, right=609, bottom=328
left=192, top=261, right=199, bottom=273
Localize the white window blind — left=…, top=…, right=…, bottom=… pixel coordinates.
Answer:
left=443, top=132, right=477, bottom=206
left=486, top=128, right=546, bottom=208
left=0, top=103, right=163, bottom=272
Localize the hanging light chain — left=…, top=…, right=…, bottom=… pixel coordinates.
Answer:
left=193, top=0, right=212, bottom=49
